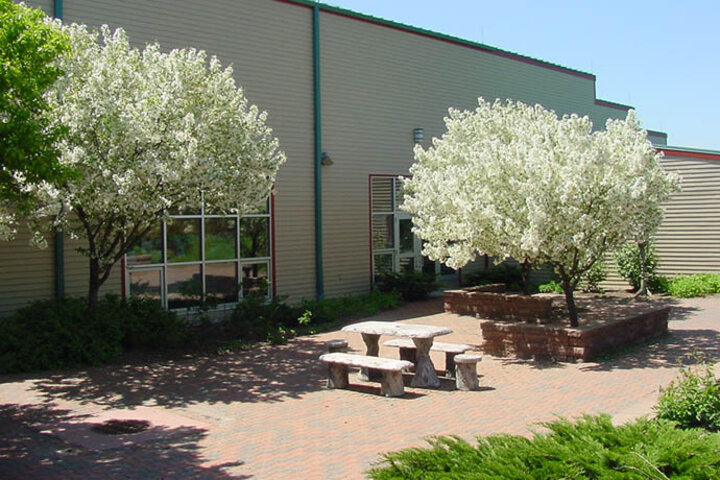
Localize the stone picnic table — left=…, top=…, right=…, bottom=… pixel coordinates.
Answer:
left=341, top=321, right=452, bottom=388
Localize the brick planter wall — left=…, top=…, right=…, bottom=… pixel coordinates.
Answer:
left=480, top=306, right=671, bottom=362
left=444, top=287, right=553, bottom=324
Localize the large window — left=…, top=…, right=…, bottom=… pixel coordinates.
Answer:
left=126, top=199, right=272, bottom=309
left=370, top=176, right=423, bottom=283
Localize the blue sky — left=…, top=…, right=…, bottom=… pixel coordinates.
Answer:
left=324, top=0, right=720, bottom=151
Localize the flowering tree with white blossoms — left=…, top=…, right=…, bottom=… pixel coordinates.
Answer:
left=402, top=99, right=678, bottom=327
left=30, top=24, right=285, bottom=307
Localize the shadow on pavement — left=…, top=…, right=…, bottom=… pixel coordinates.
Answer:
left=30, top=337, right=330, bottom=409
left=580, top=328, right=720, bottom=372
left=0, top=402, right=247, bottom=480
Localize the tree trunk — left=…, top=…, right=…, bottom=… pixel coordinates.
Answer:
left=634, top=242, right=648, bottom=297
left=561, top=281, right=579, bottom=327
left=521, top=259, right=531, bottom=295
left=88, top=257, right=101, bottom=308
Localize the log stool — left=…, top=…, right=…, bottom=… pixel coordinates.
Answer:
left=454, top=354, right=482, bottom=391
left=325, top=339, right=348, bottom=353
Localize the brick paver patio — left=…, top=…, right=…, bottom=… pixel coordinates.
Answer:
left=1, top=295, right=719, bottom=479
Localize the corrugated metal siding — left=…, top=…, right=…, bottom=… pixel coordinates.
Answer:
left=318, top=11, right=627, bottom=298
left=602, top=155, right=720, bottom=291
left=56, top=0, right=316, bottom=300
left=63, top=236, right=121, bottom=299
left=24, top=0, right=53, bottom=15
left=655, top=156, right=720, bottom=275
left=0, top=229, right=55, bottom=316
left=648, top=131, right=668, bottom=146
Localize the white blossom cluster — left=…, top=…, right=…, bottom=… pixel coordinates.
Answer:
left=30, top=23, right=285, bottom=254
left=402, top=99, right=679, bottom=282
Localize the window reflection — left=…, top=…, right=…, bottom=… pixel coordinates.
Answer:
left=399, top=219, right=414, bottom=253
left=167, top=219, right=201, bottom=263
left=129, top=269, right=162, bottom=302
left=241, top=263, right=268, bottom=297
left=240, top=217, right=269, bottom=258
left=205, top=218, right=237, bottom=261
left=374, top=254, right=393, bottom=282
left=127, top=195, right=272, bottom=308
left=372, top=215, right=393, bottom=249
left=205, top=262, right=238, bottom=304
left=127, top=223, right=162, bottom=265
left=167, top=265, right=202, bottom=309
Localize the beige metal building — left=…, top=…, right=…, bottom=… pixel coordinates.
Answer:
left=2, top=0, right=718, bottom=315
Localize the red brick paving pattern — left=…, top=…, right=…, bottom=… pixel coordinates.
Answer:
left=1, top=295, right=719, bottom=479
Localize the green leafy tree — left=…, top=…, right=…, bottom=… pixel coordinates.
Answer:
left=0, top=0, right=70, bottom=237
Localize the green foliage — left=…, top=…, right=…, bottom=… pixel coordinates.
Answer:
left=616, top=242, right=660, bottom=291
left=0, top=296, right=122, bottom=373
left=0, top=295, right=189, bottom=373
left=579, top=261, right=606, bottom=293
left=0, top=0, right=71, bottom=212
left=538, top=280, right=563, bottom=293
left=649, top=275, right=671, bottom=294
left=367, top=415, right=720, bottom=480
left=376, top=271, right=439, bottom=301
left=666, top=273, right=720, bottom=298
left=118, top=296, right=189, bottom=350
left=463, top=262, right=523, bottom=289
left=656, top=361, right=720, bottom=431
left=228, top=291, right=401, bottom=345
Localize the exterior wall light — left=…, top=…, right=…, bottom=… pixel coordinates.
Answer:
left=413, top=127, right=424, bottom=144
left=321, top=151, right=334, bottom=166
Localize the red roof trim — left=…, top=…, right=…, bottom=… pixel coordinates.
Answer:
left=659, top=148, right=720, bottom=162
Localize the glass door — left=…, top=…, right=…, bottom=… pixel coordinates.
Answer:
left=396, top=215, right=422, bottom=273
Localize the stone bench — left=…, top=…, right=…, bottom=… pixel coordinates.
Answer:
left=324, top=339, right=348, bottom=353
left=383, top=339, right=473, bottom=377
left=319, top=352, right=414, bottom=397
left=454, top=354, right=482, bottom=391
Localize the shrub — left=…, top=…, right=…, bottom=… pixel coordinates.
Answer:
left=227, top=295, right=298, bottom=343
left=228, top=291, right=401, bottom=344
left=667, top=273, right=720, bottom=298
left=376, top=271, right=439, bottom=301
left=538, top=280, right=563, bottom=293
left=616, top=242, right=660, bottom=291
left=579, top=261, right=606, bottom=293
left=0, top=296, right=123, bottom=373
left=0, top=295, right=191, bottom=373
left=463, top=262, right=522, bottom=289
left=367, top=415, right=720, bottom=480
left=649, top=275, right=671, bottom=294
left=119, top=296, right=189, bottom=349
left=655, top=361, right=720, bottom=431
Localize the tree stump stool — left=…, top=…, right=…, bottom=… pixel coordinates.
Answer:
left=454, top=354, right=482, bottom=391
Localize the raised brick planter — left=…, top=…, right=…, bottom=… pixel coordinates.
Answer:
left=444, top=286, right=553, bottom=324
left=480, top=306, right=671, bottom=362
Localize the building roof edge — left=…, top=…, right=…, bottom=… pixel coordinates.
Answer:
left=279, top=0, right=596, bottom=80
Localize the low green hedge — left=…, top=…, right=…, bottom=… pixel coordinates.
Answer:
left=666, top=273, right=720, bottom=298
left=0, top=290, right=402, bottom=372
left=376, top=271, right=439, bottom=301
left=0, top=295, right=187, bottom=374
left=367, top=415, right=720, bottom=479
left=227, top=290, right=401, bottom=345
